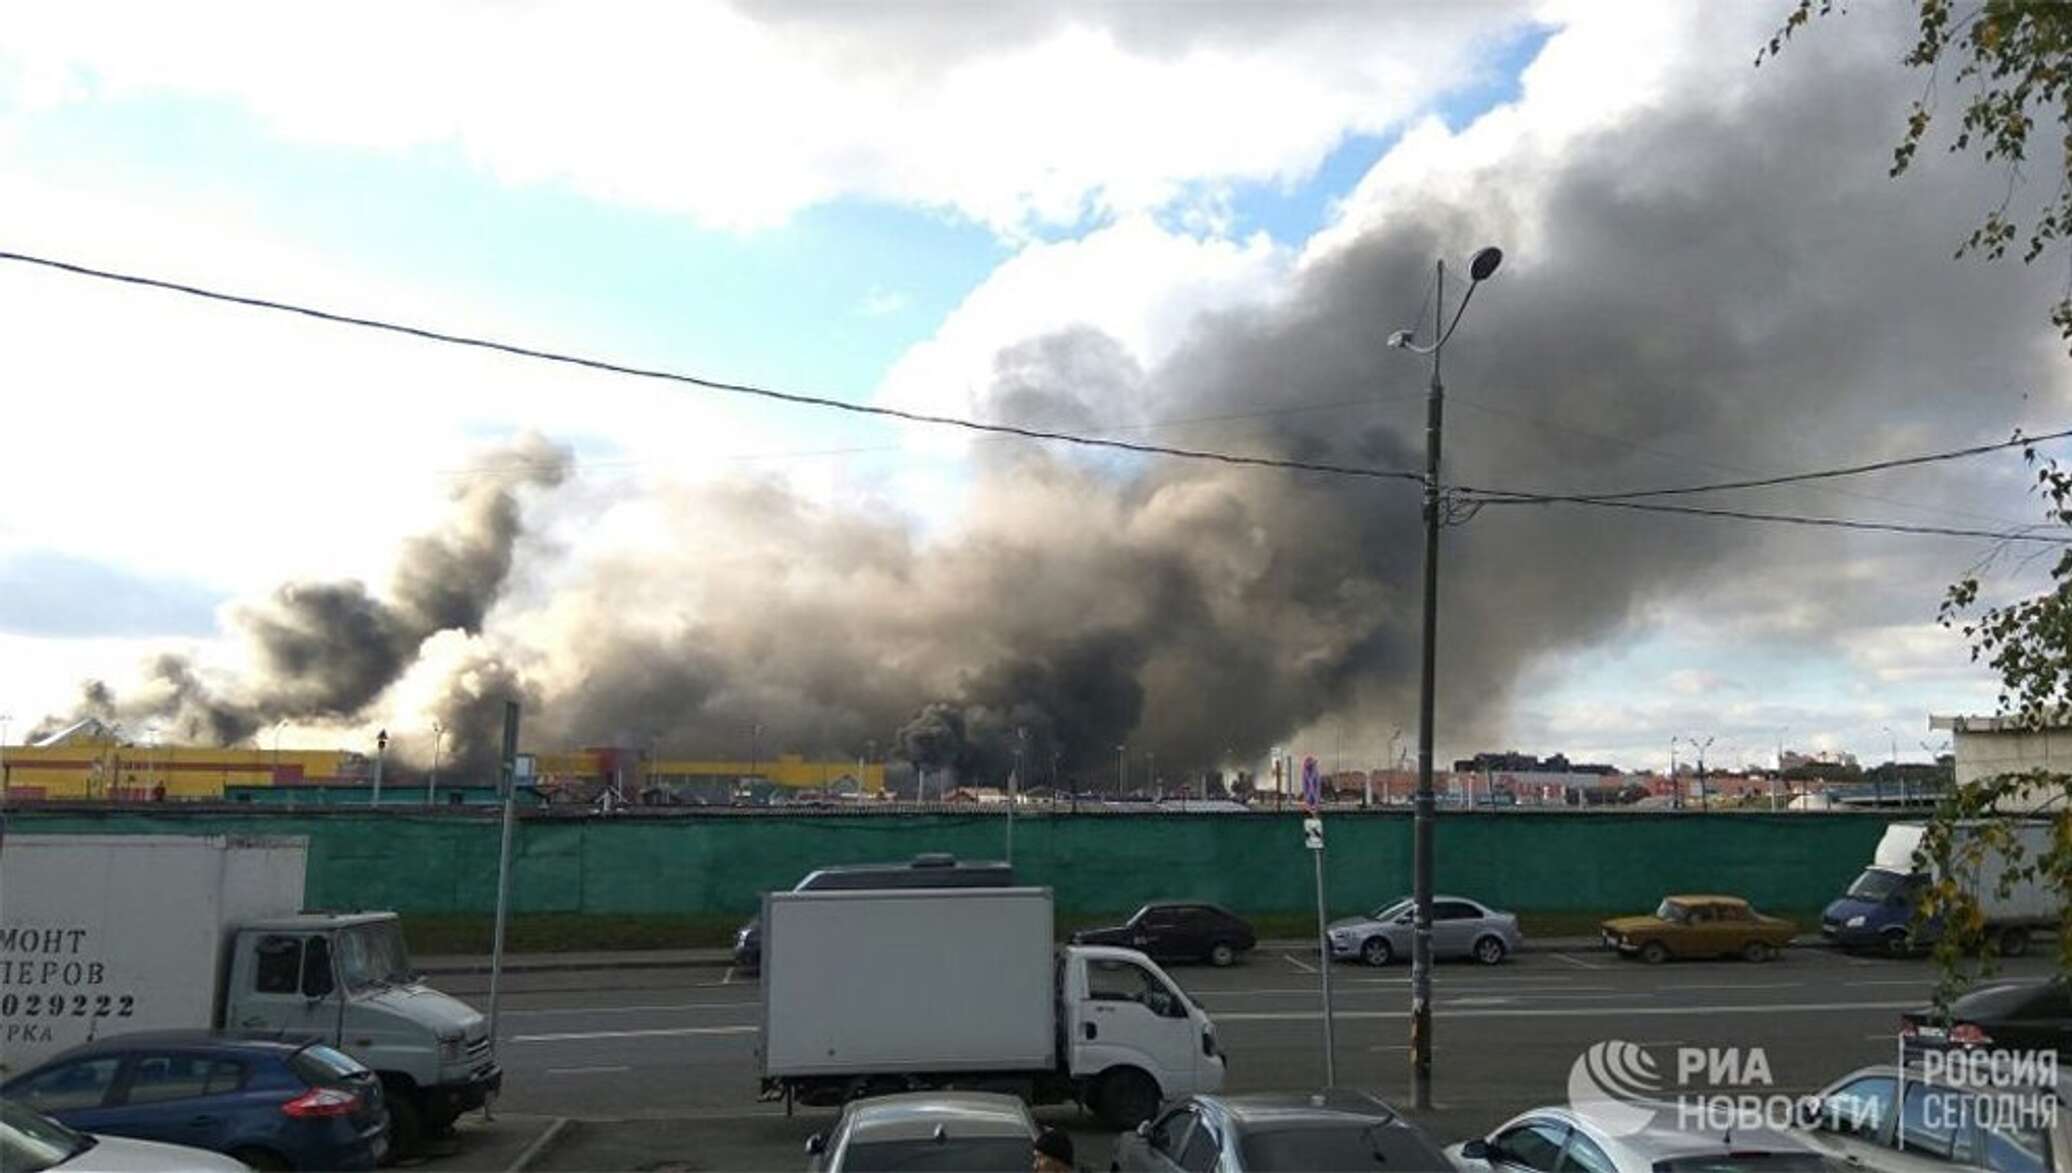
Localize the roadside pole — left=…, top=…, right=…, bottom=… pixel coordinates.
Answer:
left=1303, top=757, right=1336, bottom=1086
left=486, top=698, right=520, bottom=1119
left=371, top=729, right=387, bottom=806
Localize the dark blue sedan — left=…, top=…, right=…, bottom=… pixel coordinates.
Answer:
left=1, top=1032, right=388, bottom=1171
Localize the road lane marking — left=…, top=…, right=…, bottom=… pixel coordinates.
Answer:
left=1549, top=953, right=1604, bottom=970
left=1199, top=985, right=1619, bottom=998
left=723, top=967, right=735, bottom=986
left=544, top=1065, right=630, bottom=1076
left=504, top=1000, right=763, bottom=1017
left=1660, top=982, right=1802, bottom=991
left=1215, top=999, right=1918, bottom=1022
left=1845, top=979, right=1933, bottom=987
left=510, top=1025, right=759, bottom=1043
left=1283, top=954, right=1318, bottom=974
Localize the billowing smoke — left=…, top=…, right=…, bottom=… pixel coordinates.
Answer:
left=49, top=8, right=2067, bottom=782
left=49, top=436, right=569, bottom=754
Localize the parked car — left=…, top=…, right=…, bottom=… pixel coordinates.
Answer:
left=1112, top=1090, right=1452, bottom=1172
left=734, top=854, right=1015, bottom=971
left=804, top=1091, right=1036, bottom=1172
left=1901, top=977, right=2072, bottom=1053
left=1792, top=1064, right=2056, bottom=1171
left=1601, top=895, right=1796, bottom=963
left=1326, top=895, right=1521, bottom=967
left=1448, top=1104, right=1838, bottom=1173
left=3, top=1032, right=388, bottom=1171
left=1071, top=903, right=1258, bottom=967
left=2, top=1098, right=249, bottom=1173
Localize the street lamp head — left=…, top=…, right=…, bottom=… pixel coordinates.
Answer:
left=1469, top=246, right=1504, bottom=282
left=1387, top=329, right=1415, bottom=349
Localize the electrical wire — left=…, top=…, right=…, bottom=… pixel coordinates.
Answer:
left=0, top=249, right=1425, bottom=488
left=1466, top=427, right=2072, bottom=505
left=3, top=247, right=2066, bottom=546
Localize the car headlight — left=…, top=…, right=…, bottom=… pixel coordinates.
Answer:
left=1846, top=914, right=1866, bottom=928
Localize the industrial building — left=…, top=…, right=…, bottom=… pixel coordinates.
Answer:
left=0, top=720, right=883, bottom=804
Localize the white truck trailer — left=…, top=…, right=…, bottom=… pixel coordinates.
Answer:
left=758, top=886, right=1225, bottom=1129
left=0, top=834, right=499, bottom=1149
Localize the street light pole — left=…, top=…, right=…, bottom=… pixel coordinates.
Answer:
left=1117, top=744, right=1127, bottom=800
left=429, top=721, right=444, bottom=806
left=1389, top=244, right=1501, bottom=1110
left=372, top=729, right=387, bottom=806
left=1883, top=725, right=1897, bottom=807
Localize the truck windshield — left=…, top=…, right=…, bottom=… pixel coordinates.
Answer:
left=336, top=921, right=415, bottom=992
left=1846, top=869, right=1910, bottom=903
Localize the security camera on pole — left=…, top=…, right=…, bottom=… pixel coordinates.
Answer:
left=1301, top=754, right=1336, bottom=1086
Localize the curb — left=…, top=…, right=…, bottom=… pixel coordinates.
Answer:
left=506, top=1116, right=571, bottom=1173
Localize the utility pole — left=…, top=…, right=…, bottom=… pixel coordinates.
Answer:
left=487, top=700, right=521, bottom=1060
left=1388, top=244, right=1503, bottom=1110
left=1117, top=744, right=1127, bottom=800
left=1774, top=726, right=1788, bottom=812
left=1669, top=739, right=1680, bottom=810
left=1009, top=726, right=1025, bottom=864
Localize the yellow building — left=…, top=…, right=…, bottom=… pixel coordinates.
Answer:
left=2, top=719, right=369, bottom=801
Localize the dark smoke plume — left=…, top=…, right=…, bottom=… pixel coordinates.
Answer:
left=50, top=436, right=569, bottom=751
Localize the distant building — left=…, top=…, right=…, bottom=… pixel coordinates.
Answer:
left=1453, top=751, right=1618, bottom=775
left=1780, top=749, right=1859, bottom=771
left=1928, top=714, right=2072, bottom=810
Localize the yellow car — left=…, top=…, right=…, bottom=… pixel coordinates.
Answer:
left=1601, top=895, right=1796, bottom=963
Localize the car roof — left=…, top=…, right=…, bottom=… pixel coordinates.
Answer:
left=1666, top=894, right=1749, bottom=906
left=240, top=912, right=398, bottom=932
left=1522, top=1105, right=1811, bottom=1160
left=1201, top=1090, right=1403, bottom=1128
left=21, top=1030, right=319, bottom=1065
left=801, top=857, right=1012, bottom=885
left=839, top=1092, right=1036, bottom=1142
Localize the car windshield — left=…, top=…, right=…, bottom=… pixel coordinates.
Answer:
left=1238, top=1123, right=1451, bottom=1171
left=0, top=1099, right=94, bottom=1173
left=1656, top=900, right=1690, bottom=923
left=1652, top=1154, right=1839, bottom=1172
left=336, top=920, right=415, bottom=992
left=840, top=1138, right=1032, bottom=1171
left=1845, top=870, right=1909, bottom=901
left=1370, top=899, right=1410, bottom=921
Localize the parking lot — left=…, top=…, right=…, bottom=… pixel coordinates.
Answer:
left=430, top=945, right=2062, bottom=1170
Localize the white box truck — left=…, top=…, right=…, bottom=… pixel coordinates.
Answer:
left=758, top=886, right=1225, bottom=1129
left=0, top=834, right=499, bottom=1149
left=1820, top=821, right=2057, bottom=955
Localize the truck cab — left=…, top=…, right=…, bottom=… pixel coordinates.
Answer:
left=1060, top=945, right=1224, bottom=1127
left=223, top=913, right=499, bottom=1147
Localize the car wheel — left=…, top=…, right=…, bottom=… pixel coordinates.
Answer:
left=1473, top=935, right=1507, bottom=965
left=1210, top=942, right=1237, bottom=967
left=1362, top=936, right=1394, bottom=967
left=1639, top=940, right=1670, bottom=965
left=231, top=1148, right=292, bottom=1172
left=1882, top=929, right=1913, bottom=958
left=1998, top=926, right=2032, bottom=958
left=1741, top=940, right=1774, bottom=963
left=1096, top=1067, right=1162, bottom=1131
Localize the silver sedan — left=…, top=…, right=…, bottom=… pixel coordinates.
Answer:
left=1113, top=1091, right=1451, bottom=1172
left=1325, top=894, right=1521, bottom=966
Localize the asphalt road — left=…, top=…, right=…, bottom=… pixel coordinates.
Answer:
left=440, top=947, right=2061, bottom=1170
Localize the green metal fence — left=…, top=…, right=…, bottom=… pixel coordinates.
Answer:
left=5, top=807, right=1886, bottom=920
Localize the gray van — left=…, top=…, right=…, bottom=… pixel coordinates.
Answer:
left=733, top=854, right=1015, bottom=971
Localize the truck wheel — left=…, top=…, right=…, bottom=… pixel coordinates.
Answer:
left=1096, top=1068, right=1161, bottom=1131
left=1639, top=941, right=1670, bottom=965
left=1361, top=937, right=1393, bottom=967
left=383, top=1085, right=424, bottom=1159
left=1473, top=935, right=1507, bottom=965
left=1209, top=942, right=1237, bottom=968
left=1998, top=927, right=2032, bottom=958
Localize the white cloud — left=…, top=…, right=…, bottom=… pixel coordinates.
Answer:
left=0, top=3, right=1537, bottom=236
left=855, top=287, right=910, bottom=318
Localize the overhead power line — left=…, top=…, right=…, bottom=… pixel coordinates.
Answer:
left=1467, top=427, right=2072, bottom=505
left=2, top=247, right=2066, bottom=546
left=0, top=249, right=1426, bottom=488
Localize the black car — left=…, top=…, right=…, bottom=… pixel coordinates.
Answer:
left=735, top=854, right=1016, bottom=971
left=1902, top=976, right=2072, bottom=1052
left=1072, top=903, right=1257, bottom=967
left=3, top=1031, right=388, bottom=1171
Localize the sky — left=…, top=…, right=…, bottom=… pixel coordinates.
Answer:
left=0, top=2, right=2062, bottom=778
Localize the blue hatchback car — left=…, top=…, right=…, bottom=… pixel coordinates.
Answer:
left=1, top=1031, right=388, bottom=1171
